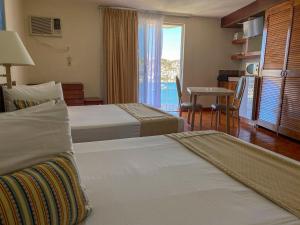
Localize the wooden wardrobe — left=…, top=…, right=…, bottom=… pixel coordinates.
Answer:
left=258, top=0, right=300, bottom=141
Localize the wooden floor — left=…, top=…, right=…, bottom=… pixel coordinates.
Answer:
left=177, top=111, right=300, bottom=161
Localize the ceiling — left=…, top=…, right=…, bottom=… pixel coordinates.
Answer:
left=88, top=0, right=256, bottom=18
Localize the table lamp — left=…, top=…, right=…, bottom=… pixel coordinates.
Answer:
left=0, top=31, right=35, bottom=88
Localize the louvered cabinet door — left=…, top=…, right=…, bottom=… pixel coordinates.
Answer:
left=263, top=2, right=293, bottom=70
left=279, top=76, right=300, bottom=140
left=258, top=2, right=292, bottom=132
left=258, top=72, right=284, bottom=131
left=287, top=4, right=300, bottom=71
left=279, top=3, right=300, bottom=141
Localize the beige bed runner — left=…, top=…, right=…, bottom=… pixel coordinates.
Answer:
left=117, top=103, right=179, bottom=136
left=167, top=131, right=300, bottom=218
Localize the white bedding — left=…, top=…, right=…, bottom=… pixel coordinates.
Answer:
left=69, top=105, right=140, bottom=143
left=69, top=105, right=184, bottom=143
left=74, top=136, right=300, bottom=225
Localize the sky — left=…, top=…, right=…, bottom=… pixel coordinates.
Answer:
left=162, top=26, right=182, bottom=61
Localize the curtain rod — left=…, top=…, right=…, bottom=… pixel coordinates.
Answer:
left=98, top=5, right=193, bottom=18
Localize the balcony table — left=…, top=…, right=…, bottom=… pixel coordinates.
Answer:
left=187, top=87, right=234, bottom=134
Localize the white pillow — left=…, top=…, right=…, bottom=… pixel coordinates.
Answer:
left=0, top=100, right=73, bottom=175
left=2, top=82, right=64, bottom=111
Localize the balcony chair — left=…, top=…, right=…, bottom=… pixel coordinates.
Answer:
left=176, top=76, right=203, bottom=129
left=210, top=76, right=246, bottom=135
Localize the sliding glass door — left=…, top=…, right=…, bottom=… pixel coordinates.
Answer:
left=138, top=18, right=184, bottom=112
left=161, top=24, right=184, bottom=112
left=0, top=0, right=5, bottom=30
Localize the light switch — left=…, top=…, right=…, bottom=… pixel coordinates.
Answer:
left=67, top=56, right=72, bottom=66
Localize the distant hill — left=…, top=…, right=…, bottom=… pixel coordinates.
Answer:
left=161, top=59, right=180, bottom=82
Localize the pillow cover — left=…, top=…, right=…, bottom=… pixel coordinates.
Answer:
left=0, top=101, right=73, bottom=175
left=13, top=99, right=59, bottom=110
left=0, top=153, right=91, bottom=225
left=13, top=99, right=48, bottom=109
left=2, top=82, right=64, bottom=112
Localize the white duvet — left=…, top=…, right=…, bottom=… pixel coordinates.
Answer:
left=69, top=105, right=184, bottom=143
left=69, top=105, right=140, bottom=143
left=74, top=136, right=300, bottom=225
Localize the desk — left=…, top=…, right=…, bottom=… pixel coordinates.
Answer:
left=187, top=87, right=234, bottom=134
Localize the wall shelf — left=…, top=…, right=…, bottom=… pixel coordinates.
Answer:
left=231, top=51, right=261, bottom=60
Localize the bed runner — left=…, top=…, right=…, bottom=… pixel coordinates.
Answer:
left=117, top=103, right=179, bottom=136
left=166, top=131, right=300, bottom=218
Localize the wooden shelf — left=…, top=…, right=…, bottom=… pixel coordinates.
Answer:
left=231, top=51, right=261, bottom=60
left=232, top=38, right=247, bottom=45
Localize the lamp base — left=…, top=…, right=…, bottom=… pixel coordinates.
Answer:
left=4, top=64, right=12, bottom=89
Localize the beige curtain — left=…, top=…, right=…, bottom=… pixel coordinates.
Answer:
left=103, top=8, right=138, bottom=104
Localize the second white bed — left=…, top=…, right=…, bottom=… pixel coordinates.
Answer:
left=74, top=135, right=300, bottom=225
left=69, top=104, right=184, bottom=143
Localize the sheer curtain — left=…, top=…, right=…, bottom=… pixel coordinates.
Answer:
left=138, top=13, right=164, bottom=108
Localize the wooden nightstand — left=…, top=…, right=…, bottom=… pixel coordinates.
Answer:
left=62, top=83, right=85, bottom=106
left=84, top=97, right=103, bottom=105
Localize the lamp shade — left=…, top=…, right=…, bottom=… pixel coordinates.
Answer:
left=0, top=31, right=35, bottom=66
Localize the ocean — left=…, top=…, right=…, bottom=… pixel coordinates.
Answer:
left=161, top=82, right=179, bottom=111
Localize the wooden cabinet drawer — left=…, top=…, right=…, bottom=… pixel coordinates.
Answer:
left=84, top=97, right=103, bottom=105
left=65, top=99, right=85, bottom=106
left=63, top=90, right=84, bottom=100
left=62, top=83, right=84, bottom=106
left=62, top=83, right=83, bottom=90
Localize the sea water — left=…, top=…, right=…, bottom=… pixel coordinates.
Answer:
left=161, top=82, right=178, bottom=112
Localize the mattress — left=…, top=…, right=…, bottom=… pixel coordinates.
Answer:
left=69, top=105, right=140, bottom=143
left=74, top=136, right=300, bottom=225
left=68, top=105, right=184, bottom=143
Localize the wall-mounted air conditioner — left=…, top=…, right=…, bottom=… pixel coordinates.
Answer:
left=243, top=17, right=264, bottom=38
left=29, top=16, right=62, bottom=37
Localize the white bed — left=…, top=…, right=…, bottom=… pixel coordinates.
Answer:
left=69, top=104, right=185, bottom=143
left=74, top=135, right=300, bottom=225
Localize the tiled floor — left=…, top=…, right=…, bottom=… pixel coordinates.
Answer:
left=176, top=110, right=300, bottom=161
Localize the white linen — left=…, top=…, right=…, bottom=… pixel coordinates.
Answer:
left=69, top=105, right=140, bottom=143
left=69, top=105, right=184, bottom=143
left=74, top=136, right=300, bottom=225
left=0, top=101, right=72, bottom=175
left=2, top=82, right=63, bottom=111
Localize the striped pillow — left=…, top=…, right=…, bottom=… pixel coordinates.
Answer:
left=13, top=99, right=47, bottom=110
left=0, top=153, right=91, bottom=225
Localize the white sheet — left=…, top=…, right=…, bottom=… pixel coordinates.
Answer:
left=74, top=136, right=300, bottom=225
left=69, top=105, right=184, bottom=143
left=69, top=105, right=140, bottom=143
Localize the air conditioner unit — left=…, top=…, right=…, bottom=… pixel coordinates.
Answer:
left=243, top=17, right=264, bottom=38
left=29, top=16, right=62, bottom=37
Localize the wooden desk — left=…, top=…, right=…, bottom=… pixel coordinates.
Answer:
left=187, top=87, right=234, bottom=134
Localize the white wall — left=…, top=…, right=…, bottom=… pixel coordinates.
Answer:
left=5, top=0, right=241, bottom=103
left=23, top=0, right=101, bottom=98
left=165, top=16, right=241, bottom=107
left=2, top=0, right=28, bottom=84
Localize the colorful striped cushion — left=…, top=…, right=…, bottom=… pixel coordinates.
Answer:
left=0, top=153, right=91, bottom=225
left=13, top=99, right=47, bottom=110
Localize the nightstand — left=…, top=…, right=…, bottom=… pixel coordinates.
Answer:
left=62, top=83, right=84, bottom=106
left=84, top=97, right=103, bottom=105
